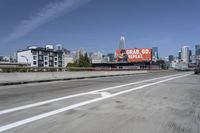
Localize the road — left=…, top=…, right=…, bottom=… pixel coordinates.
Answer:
left=0, top=71, right=199, bottom=133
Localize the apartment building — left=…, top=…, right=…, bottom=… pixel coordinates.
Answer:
left=17, top=45, right=64, bottom=67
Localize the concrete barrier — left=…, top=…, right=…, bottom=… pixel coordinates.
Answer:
left=0, top=71, right=148, bottom=85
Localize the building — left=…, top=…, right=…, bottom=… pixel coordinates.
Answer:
left=191, top=55, right=196, bottom=63
left=107, top=53, right=115, bottom=62
left=181, top=46, right=189, bottom=64
left=63, top=49, right=75, bottom=67
left=195, top=45, right=200, bottom=64
left=178, top=50, right=182, bottom=60
left=0, top=56, right=9, bottom=62
left=102, top=55, right=110, bottom=63
left=168, top=55, right=174, bottom=63
left=195, top=45, right=200, bottom=56
left=17, top=45, right=64, bottom=67
left=0, top=54, right=17, bottom=63
left=119, top=36, right=125, bottom=50
left=152, top=47, right=159, bottom=62
left=189, top=50, right=192, bottom=63
left=75, top=48, right=86, bottom=60
left=0, top=56, right=3, bottom=61
left=90, top=51, right=103, bottom=63
left=55, top=44, right=63, bottom=51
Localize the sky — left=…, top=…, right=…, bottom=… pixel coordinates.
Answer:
left=0, top=0, right=200, bottom=57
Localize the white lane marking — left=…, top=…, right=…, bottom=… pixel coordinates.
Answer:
left=0, top=73, right=190, bottom=115
left=0, top=73, right=190, bottom=132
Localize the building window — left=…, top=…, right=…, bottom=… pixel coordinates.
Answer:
left=54, top=53, right=58, bottom=56
left=45, top=62, right=48, bottom=65
left=33, top=61, right=37, bottom=65
left=44, top=57, right=48, bottom=60
left=43, top=52, right=47, bottom=56
left=54, top=58, right=57, bottom=61
left=32, top=51, right=37, bottom=55
left=38, top=56, right=43, bottom=60
left=58, top=53, right=63, bottom=56
left=49, top=61, right=53, bottom=66
left=39, top=51, right=43, bottom=55
left=38, top=61, right=44, bottom=67
left=49, top=57, right=53, bottom=60
left=33, top=56, right=37, bottom=60
left=58, top=57, right=62, bottom=61
left=55, top=62, right=57, bottom=65
left=49, top=52, right=53, bottom=56
left=58, top=62, right=62, bottom=67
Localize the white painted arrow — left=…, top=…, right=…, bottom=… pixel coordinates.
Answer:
left=90, top=91, right=111, bottom=97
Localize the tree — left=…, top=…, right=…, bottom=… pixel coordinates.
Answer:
left=156, top=60, right=167, bottom=69
left=67, top=53, right=91, bottom=68
left=78, top=53, right=91, bottom=67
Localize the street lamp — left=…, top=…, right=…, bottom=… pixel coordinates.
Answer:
left=21, top=55, right=29, bottom=67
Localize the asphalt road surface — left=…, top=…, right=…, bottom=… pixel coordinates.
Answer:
left=0, top=71, right=199, bottom=133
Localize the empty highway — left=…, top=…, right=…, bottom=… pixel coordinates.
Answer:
left=0, top=71, right=199, bottom=133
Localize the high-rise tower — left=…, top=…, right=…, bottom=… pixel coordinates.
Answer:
left=181, top=46, right=189, bottom=64
left=152, top=47, right=159, bottom=61
left=195, top=45, right=200, bottom=64
left=119, top=36, right=125, bottom=50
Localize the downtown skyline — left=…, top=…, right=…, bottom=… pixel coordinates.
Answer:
left=1, top=0, right=200, bottom=57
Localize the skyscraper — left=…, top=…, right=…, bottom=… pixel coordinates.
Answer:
left=181, top=46, right=189, bottom=64
left=178, top=50, right=181, bottom=60
left=119, top=36, right=125, bottom=50
left=195, top=45, right=200, bottom=56
left=168, top=55, right=174, bottom=62
left=152, top=47, right=159, bottom=61
left=195, top=45, right=200, bottom=64
left=189, top=50, right=192, bottom=63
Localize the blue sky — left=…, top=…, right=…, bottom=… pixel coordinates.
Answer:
left=0, top=0, right=200, bottom=57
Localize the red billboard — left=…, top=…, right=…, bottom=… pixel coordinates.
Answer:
left=116, top=48, right=152, bottom=62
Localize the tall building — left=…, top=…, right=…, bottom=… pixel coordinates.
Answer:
left=178, top=50, right=182, bottom=60
left=119, top=36, right=125, bottom=50
left=17, top=45, right=64, bottom=67
left=152, top=47, right=159, bottom=61
left=189, top=50, right=192, bottom=63
left=181, top=46, right=189, bottom=64
left=107, top=53, right=115, bottom=62
left=168, top=55, right=174, bottom=62
left=195, top=45, right=200, bottom=64
left=195, top=45, right=200, bottom=56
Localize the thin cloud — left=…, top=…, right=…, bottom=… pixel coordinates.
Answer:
left=1, top=0, right=92, bottom=44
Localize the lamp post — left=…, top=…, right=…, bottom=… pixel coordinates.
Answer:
left=21, top=55, right=29, bottom=72
left=21, top=55, right=28, bottom=66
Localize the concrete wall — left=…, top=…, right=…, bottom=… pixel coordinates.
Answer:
left=0, top=71, right=147, bottom=84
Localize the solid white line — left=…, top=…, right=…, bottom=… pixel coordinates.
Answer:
left=0, top=73, right=190, bottom=115
left=0, top=73, right=190, bottom=132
